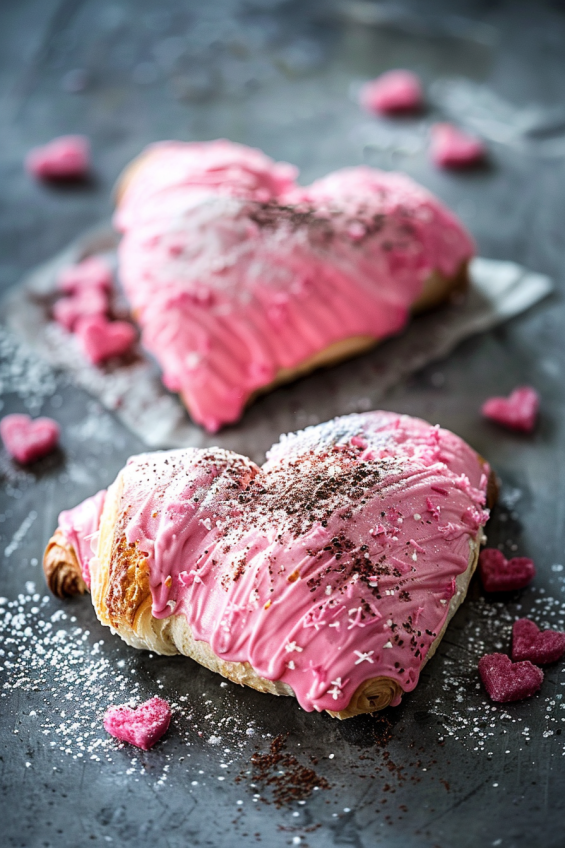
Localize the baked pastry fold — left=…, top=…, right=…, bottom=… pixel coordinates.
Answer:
left=114, top=141, right=474, bottom=431
left=44, top=411, right=494, bottom=718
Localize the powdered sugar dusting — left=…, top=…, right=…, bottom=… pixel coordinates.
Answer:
left=430, top=595, right=565, bottom=755
left=0, top=327, right=58, bottom=415
left=0, top=584, right=281, bottom=789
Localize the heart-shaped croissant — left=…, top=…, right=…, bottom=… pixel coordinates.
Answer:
left=44, top=411, right=494, bottom=718
left=114, top=140, right=474, bottom=431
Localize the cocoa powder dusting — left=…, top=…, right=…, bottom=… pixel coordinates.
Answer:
left=246, top=734, right=330, bottom=807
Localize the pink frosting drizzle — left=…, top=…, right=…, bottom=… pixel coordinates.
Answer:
left=60, top=412, right=489, bottom=712
left=58, top=490, right=106, bottom=588
left=114, top=140, right=475, bottom=432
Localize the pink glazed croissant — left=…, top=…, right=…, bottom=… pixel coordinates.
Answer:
left=114, top=141, right=474, bottom=432
left=43, top=411, right=495, bottom=718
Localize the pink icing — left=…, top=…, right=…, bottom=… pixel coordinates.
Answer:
left=25, top=135, right=90, bottom=180
left=114, top=140, right=475, bottom=432
left=58, top=489, right=106, bottom=587
left=63, top=411, right=489, bottom=713
left=1, top=414, right=60, bottom=464
left=75, top=316, right=136, bottom=365
left=482, top=386, right=539, bottom=433
left=359, top=70, right=423, bottom=114
left=103, top=697, right=171, bottom=750
left=430, top=124, right=486, bottom=168
left=58, top=257, right=113, bottom=294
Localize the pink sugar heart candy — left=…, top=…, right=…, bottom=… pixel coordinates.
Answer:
left=57, top=256, right=113, bottom=294
left=359, top=70, right=423, bottom=115
left=53, top=288, right=108, bottom=332
left=430, top=123, right=486, bottom=168
left=76, top=316, right=136, bottom=365
left=0, top=414, right=60, bottom=464
left=479, top=548, right=535, bottom=592
left=478, top=652, right=543, bottom=702
left=512, top=618, right=565, bottom=665
left=481, top=386, right=539, bottom=433
left=103, top=697, right=171, bottom=750
left=25, top=135, right=90, bottom=181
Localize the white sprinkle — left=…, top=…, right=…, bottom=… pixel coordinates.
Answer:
left=285, top=641, right=303, bottom=653
left=383, top=641, right=393, bottom=649
left=354, top=650, right=374, bottom=665
left=413, top=514, right=421, bottom=520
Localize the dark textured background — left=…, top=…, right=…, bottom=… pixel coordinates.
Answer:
left=2, top=1, right=565, bottom=846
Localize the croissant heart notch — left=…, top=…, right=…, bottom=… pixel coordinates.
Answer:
left=44, top=411, right=495, bottom=718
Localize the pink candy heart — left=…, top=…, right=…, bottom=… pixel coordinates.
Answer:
left=479, top=548, right=536, bottom=592
left=512, top=618, right=565, bottom=665
left=53, top=288, right=108, bottom=331
left=103, top=697, right=171, bottom=750
left=25, top=135, right=90, bottom=181
left=76, top=316, right=136, bottom=365
left=359, top=70, right=423, bottom=114
left=430, top=123, right=486, bottom=168
left=0, top=414, right=60, bottom=464
left=478, top=653, right=543, bottom=702
left=481, top=386, right=539, bottom=433
left=58, top=256, right=113, bottom=294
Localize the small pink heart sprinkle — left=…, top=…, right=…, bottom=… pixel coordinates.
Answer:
left=76, top=316, right=136, bottom=365
left=57, top=256, right=113, bottom=294
left=0, top=414, right=60, bottom=464
left=512, top=618, right=565, bottom=665
left=103, top=697, right=171, bottom=750
left=479, top=548, right=535, bottom=592
left=481, top=386, right=539, bottom=433
left=430, top=123, right=486, bottom=169
left=359, top=70, right=423, bottom=115
left=25, top=135, right=90, bottom=181
left=53, top=288, right=108, bottom=332
left=478, top=653, right=543, bottom=702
